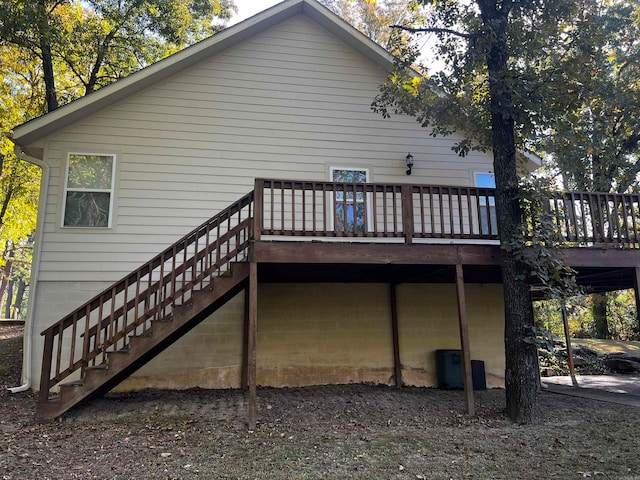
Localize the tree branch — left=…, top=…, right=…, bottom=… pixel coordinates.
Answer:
left=47, top=0, right=67, bottom=15
left=390, top=25, right=481, bottom=39
left=0, top=184, right=15, bottom=228
left=86, top=28, right=119, bottom=93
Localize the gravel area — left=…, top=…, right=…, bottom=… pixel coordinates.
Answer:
left=2, top=324, right=640, bottom=479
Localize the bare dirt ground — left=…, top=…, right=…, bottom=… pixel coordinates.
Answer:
left=2, top=324, right=640, bottom=480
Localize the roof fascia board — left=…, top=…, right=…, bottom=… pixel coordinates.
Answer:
left=12, top=0, right=306, bottom=147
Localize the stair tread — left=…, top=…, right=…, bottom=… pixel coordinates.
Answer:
left=85, top=363, right=108, bottom=371
left=129, top=333, right=153, bottom=339
left=108, top=347, right=131, bottom=354
left=61, top=380, right=84, bottom=387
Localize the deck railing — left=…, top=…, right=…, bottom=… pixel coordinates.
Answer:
left=547, top=191, right=640, bottom=247
left=254, top=179, right=640, bottom=247
left=39, top=192, right=254, bottom=402
left=254, top=179, right=499, bottom=243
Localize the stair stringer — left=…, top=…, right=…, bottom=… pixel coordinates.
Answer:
left=36, top=262, right=250, bottom=420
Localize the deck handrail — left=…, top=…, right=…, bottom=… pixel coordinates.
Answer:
left=39, top=191, right=254, bottom=402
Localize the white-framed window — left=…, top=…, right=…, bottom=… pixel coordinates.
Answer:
left=474, top=172, right=497, bottom=235
left=62, top=153, right=116, bottom=228
left=330, top=167, right=369, bottom=233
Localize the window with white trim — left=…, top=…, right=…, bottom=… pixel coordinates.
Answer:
left=331, top=167, right=369, bottom=233
left=63, top=153, right=115, bottom=228
left=474, top=172, right=497, bottom=235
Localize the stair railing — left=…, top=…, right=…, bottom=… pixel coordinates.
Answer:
left=39, top=191, right=254, bottom=402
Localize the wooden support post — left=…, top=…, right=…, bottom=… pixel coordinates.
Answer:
left=634, top=267, right=640, bottom=332
left=455, top=264, right=475, bottom=416
left=390, top=284, right=402, bottom=388
left=248, top=262, right=258, bottom=429
left=241, top=288, right=250, bottom=391
left=561, top=299, right=578, bottom=387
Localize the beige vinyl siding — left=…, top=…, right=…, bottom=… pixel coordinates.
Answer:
left=37, top=13, right=493, bottom=282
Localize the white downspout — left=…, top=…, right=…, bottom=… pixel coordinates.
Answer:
left=8, top=145, right=49, bottom=393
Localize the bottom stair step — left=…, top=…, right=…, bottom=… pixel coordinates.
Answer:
left=44, top=394, right=60, bottom=403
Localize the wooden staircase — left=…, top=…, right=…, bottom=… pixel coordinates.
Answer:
left=36, top=193, right=254, bottom=420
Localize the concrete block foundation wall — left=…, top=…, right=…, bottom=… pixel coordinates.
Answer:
left=117, top=282, right=506, bottom=391
left=31, top=281, right=505, bottom=392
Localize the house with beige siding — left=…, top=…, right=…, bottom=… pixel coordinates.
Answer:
left=10, top=0, right=640, bottom=422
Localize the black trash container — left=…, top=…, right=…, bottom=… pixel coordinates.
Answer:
left=436, top=350, right=487, bottom=390
left=436, top=349, right=463, bottom=389
left=471, top=360, right=487, bottom=390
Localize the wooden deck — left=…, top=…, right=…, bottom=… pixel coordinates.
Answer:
left=36, top=178, right=640, bottom=421
left=251, top=179, right=640, bottom=295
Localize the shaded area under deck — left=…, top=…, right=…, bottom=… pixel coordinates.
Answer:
left=253, top=241, right=640, bottom=300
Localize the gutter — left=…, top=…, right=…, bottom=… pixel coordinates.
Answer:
left=7, top=143, right=49, bottom=393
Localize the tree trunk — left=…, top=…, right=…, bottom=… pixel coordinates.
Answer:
left=478, top=0, right=538, bottom=424
left=0, top=276, right=9, bottom=317
left=86, top=30, right=118, bottom=94
left=0, top=256, right=13, bottom=316
left=13, top=281, right=26, bottom=319
left=4, top=280, right=13, bottom=319
left=37, top=0, right=59, bottom=112
left=591, top=293, right=609, bottom=339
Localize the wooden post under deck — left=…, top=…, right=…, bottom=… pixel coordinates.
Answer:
left=241, top=288, right=250, bottom=391
left=455, top=264, right=475, bottom=416
left=561, top=299, right=578, bottom=387
left=634, top=267, right=640, bottom=332
left=248, top=262, right=258, bottom=429
left=390, top=284, right=402, bottom=388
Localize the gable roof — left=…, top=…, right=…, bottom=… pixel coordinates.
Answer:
left=11, top=0, right=395, bottom=149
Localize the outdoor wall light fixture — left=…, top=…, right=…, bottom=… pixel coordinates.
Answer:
left=405, top=153, right=414, bottom=175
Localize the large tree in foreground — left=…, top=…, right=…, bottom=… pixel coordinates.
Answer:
left=373, top=0, right=620, bottom=423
